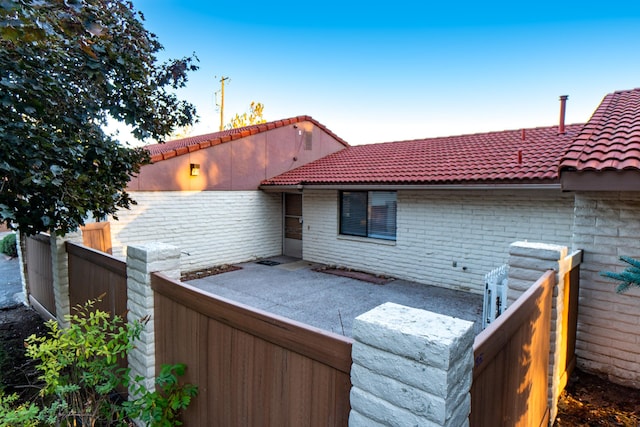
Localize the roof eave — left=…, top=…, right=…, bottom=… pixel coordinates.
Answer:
left=561, top=170, right=640, bottom=191
left=260, top=182, right=563, bottom=192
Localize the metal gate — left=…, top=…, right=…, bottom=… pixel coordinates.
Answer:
left=482, top=264, right=508, bottom=329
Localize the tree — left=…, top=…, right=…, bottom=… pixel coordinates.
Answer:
left=0, top=0, right=199, bottom=236
left=226, top=101, right=266, bottom=129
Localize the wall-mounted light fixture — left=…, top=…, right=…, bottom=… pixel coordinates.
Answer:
left=190, top=163, right=200, bottom=176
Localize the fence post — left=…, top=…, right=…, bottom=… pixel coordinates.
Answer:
left=50, top=231, right=83, bottom=326
left=126, top=243, right=180, bottom=393
left=507, top=241, right=570, bottom=425
left=349, top=302, right=474, bottom=427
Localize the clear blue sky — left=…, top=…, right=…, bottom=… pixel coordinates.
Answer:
left=128, top=0, right=640, bottom=146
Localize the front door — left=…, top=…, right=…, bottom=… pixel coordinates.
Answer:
left=284, top=193, right=302, bottom=258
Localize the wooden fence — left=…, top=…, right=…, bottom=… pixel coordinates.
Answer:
left=25, top=234, right=55, bottom=318
left=471, top=270, right=554, bottom=427
left=20, top=235, right=580, bottom=425
left=151, top=273, right=353, bottom=426
left=80, top=221, right=113, bottom=254
left=66, top=242, right=127, bottom=318
left=559, top=256, right=581, bottom=391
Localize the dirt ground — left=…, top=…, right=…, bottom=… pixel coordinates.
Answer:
left=0, top=304, right=47, bottom=402
left=554, top=368, right=640, bottom=426
left=1, top=304, right=639, bottom=425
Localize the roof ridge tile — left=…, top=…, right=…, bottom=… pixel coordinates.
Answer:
left=560, top=88, right=640, bottom=172
left=144, top=115, right=349, bottom=162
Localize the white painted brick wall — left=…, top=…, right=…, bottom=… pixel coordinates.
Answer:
left=109, top=191, right=282, bottom=273
left=303, top=189, right=574, bottom=294
left=572, top=192, right=640, bottom=388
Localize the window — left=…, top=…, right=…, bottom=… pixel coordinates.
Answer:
left=340, top=191, right=397, bottom=240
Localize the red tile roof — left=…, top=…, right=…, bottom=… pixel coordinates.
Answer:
left=560, top=88, right=640, bottom=172
left=144, top=116, right=349, bottom=163
left=262, top=124, right=584, bottom=186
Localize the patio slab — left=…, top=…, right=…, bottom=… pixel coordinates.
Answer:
left=187, top=256, right=484, bottom=337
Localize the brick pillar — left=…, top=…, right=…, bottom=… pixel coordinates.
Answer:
left=350, top=302, right=474, bottom=427
left=126, top=243, right=180, bottom=392
left=507, top=241, right=570, bottom=425
left=50, top=231, right=83, bottom=326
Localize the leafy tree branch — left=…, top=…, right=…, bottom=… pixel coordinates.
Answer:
left=0, top=0, right=199, bottom=235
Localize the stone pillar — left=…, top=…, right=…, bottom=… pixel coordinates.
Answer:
left=50, top=231, right=83, bottom=326
left=349, top=302, right=475, bottom=427
left=507, top=241, right=570, bottom=425
left=126, top=243, right=180, bottom=392
left=15, top=232, right=29, bottom=306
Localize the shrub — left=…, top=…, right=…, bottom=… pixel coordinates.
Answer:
left=1, top=298, right=197, bottom=426
left=0, top=233, right=17, bottom=258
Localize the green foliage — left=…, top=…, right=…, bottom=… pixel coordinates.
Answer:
left=0, top=392, right=39, bottom=427
left=25, top=299, right=145, bottom=424
left=2, top=298, right=197, bottom=426
left=0, top=0, right=199, bottom=236
left=122, top=364, right=198, bottom=427
left=600, top=255, right=640, bottom=293
left=0, top=233, right=17, bottom=257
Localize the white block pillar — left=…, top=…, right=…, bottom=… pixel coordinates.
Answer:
left=50, top=230, right=83, bottom=326
left=350, top=302, right=475, bottom=427
left=15, top=232, right=29, bottom=306
left=126, top=243, right=180, bottom=392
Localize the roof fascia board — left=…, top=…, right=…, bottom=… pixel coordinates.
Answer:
left=561, top=170, right=640, bottom=191
left=260, top=183, right=562, bottom=191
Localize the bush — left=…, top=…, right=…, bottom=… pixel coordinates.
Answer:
left=0, top=298, right=197, bottom=426
left=0, top=233, right=17, bottom=258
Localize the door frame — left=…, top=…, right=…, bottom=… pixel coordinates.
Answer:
left=283, top=192, right=303, bottom=258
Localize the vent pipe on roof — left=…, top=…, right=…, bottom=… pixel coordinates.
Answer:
left=559, top=95, right=569, bottom=134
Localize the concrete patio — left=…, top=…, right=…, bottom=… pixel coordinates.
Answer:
left=186, top=256, right=484, bottom=337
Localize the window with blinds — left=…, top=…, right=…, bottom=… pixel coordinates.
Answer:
left=340, top=191, right=397, bottom=240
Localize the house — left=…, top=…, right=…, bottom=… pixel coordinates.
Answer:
left=109, top=88, right=640, bottom=388
left=260, top=105, right=581, bottom=295
left=108, top=116, right=348, bottom=270
left=259, top=88, right=640, bottom=388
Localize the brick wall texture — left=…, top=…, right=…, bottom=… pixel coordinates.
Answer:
left=572, top=192, right=640, bottom=388
left=110, top=191, right=282, bottom=273
left=303, top=189, right=575, bottom=294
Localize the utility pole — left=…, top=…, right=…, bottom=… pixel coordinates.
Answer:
left=218, top=76, right=229, bottom=131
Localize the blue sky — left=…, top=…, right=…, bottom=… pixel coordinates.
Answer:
left=128, top=1, right=640, bottom=145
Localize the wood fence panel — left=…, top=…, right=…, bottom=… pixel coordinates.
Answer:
left=559, top=262, right=581, bottom=391
left=80, top=221, right=112, bottom=254
left=66, top=242, right=126, bottom=317
left=471, top=270, right=554, bottom=427
left=152, top=274, right=352, bottom=427
left=26, top=234, right=55, bottom=317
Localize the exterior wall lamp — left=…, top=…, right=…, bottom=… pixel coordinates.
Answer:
left=190, top=163, right=200, bottom=176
